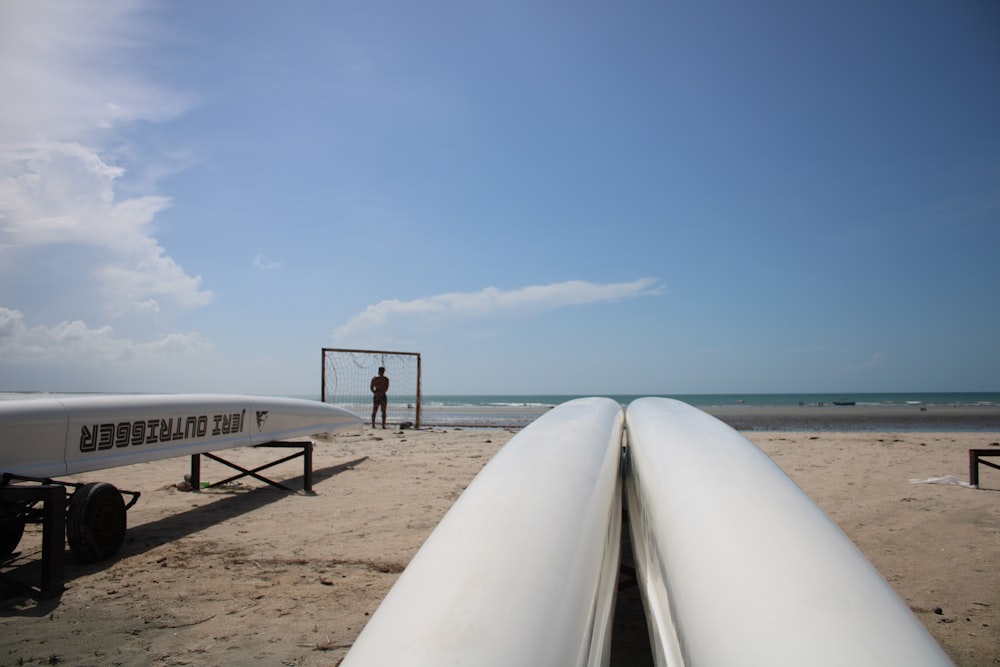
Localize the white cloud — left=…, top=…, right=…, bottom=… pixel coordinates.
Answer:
left=0, top=0, right=210, bottom=319
left=253, top=254, right=282, bottom=270
left=333, top=278, right=666, bottom=341
left=0, top=306, right=208, bottom=364
left=0, top=0, right=193, bottom=140
left=1, top=142, right=213, bottom=316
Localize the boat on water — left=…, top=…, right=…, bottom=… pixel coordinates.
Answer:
left=832, top=399, right=856, bottom=406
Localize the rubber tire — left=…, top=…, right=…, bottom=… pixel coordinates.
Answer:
left=0, top=514, right=26, bottom=558
left=67, top=482, right=127, bottom=563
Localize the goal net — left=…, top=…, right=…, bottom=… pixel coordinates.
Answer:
left=321, top=348, right=422, bottom=428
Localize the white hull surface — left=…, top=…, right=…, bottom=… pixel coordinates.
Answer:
left=341, top=397, right=624, bottom=667
left=0, top=394, right=362, bottom=479
left=624, top=397, right=952, bottom=666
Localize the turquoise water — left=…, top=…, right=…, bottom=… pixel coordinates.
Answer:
left=419, top=392, right=1000, bottom=408
left=410, top=393, right=1000, bottom=430
left=340, top=392, right=997, bottom=430
left=4, top=391, right=998, bottom=430
left=3, top=391, right=997, bottom=408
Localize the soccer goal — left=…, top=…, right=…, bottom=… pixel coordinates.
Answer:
left=321, top=348, right=422, bottom=428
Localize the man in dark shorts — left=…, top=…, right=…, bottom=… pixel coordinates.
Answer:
left=370, top=366, right=389, bottom=429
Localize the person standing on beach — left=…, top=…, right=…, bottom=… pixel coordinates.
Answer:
left=370, top=366, right=389, bottom=429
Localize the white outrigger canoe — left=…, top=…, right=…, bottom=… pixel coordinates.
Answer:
left=624, top=397, right=952, bottom=666
left=3, top=392, right=956, bottom=662
left=344, top=396, right=952, bottom=666
left=0, top=394, right=362, bottom=479
left=341, top=397, right=624, bottom=667
left=1, top=394, right=361, bottom=590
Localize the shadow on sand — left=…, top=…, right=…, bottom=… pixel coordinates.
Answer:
left=0, top=456, right=369, bottom=610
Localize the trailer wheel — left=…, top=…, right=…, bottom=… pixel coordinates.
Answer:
left=0, top=514, right=26, bottom=558
left=67, top=482, right=126, bottom=563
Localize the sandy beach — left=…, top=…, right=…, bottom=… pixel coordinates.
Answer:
left=2, top=417, right=999, bottom=666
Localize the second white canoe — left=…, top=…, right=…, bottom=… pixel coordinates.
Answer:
left=341, top=397, right=625, bottom=667
left=624, top=397, right=952, bottom=666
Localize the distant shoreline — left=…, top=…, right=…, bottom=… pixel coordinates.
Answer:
left=703, top=404, right=1000, bottom=432
left=420, top=403, right=1000, bottom=432
left=4, top=392, right=999, bottom=432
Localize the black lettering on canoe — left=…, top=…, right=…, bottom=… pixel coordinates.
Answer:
left=77, top=408, right=251, bottom=454
left=184, top=416, right=199, bottom=439
left=146, top=418, right=159, bottom=444
left=172, top=417, right=185, bottom=441
left=115, top=422, right=130, bottom=448
left=97, top=424, right=114, bottom=450
left=80, top=425, right=97, bottom=452
left=131, top=420, right=146, bottom=445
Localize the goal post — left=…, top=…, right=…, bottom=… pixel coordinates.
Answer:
left=321, top=348, right=422, bottom=429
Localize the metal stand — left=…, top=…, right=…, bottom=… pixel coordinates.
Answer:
left=0, top=483, right=67, bottom=597
left=969, top=449, right=1000, bottom=488
left=189, top=441, right=314, bottom=493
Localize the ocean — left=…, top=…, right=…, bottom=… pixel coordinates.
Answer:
left=420, top=392, right=1000, bottom=409
left=3, top=391, right=999, bottom=431
left=410, top=392, right=1000, bottom=431
left=3, top=391, right=998, bottom=408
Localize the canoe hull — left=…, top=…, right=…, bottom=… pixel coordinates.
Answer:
left=624, top=397, right=952, bottom=666
left=0, top=394, right=362, bottom=478
left=342, top=397, right=624, bottom=667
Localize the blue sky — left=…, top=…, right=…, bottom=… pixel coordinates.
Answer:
left=1, top=0, right=998, bottom=396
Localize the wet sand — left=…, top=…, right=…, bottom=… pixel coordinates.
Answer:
left=706, top=403, right=1000, bottom=432
left=420, top=402, right=1000, bottom=432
